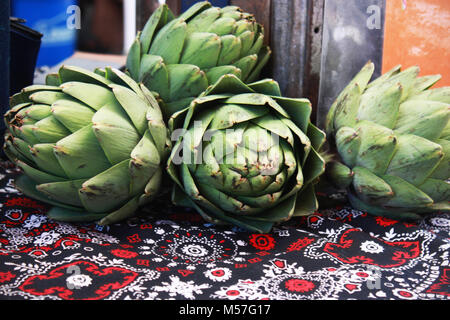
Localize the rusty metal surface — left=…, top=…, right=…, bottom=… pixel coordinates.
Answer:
left=316, top=0, right=385, bottom=128
left=270, top=0, right=310, bottom=97
left=269, top=0, right=325, bottom=123
left=302, top=0, right=324, bottom=123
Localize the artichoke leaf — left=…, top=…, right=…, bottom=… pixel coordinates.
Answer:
left=335, top=126, right=361, bottom=168
left=16, top=160, right=67, bottom=184
left=47, top=206, right=107, bottom=223
left=29, top=143, right=67, bottom=177
left=140, top=4, right=173, bottom=54
left=36, top=179, right=85, bottom=207
left=112, top=84, right=150, bottom=135
left=61, top=82, right=117, bottom=111
left=180, top=32, right=221, bottom=69
left=58, top=65, right=111, bottom=87
left=217, top=35, right=241, bottom=65
left=54, top=124, right=111, bottom=179
left=205, top=65, right=242, bottom=84
left=14, top=175, right=82, bottom=211
left=352, top=166, right=394, bottom=204
left=98, top=196, right=140, bottom=226
left=139, top=54, right=170, bottom=102
left=79, top=159, right=132, bottom=213
left=394, top=100, right=450, bottom=141
left=167, top=64, right=209, bottom=102
left=149, top=19, right=187, bottom=64
left=386, top=134, right=444, bottom=186
left=381, top=174, right=434, bottom=209
left=246, top=46, right=271, bottom=83
left=247, top=78, right=281, bottom=96
left=51, top=99, right=95, bottom=133
left=32, top=115, right=71, bottom=143
left=233, top=54, right=257, bottom=81
left=29, top=91, right=71, bottom=105
left=126, top=37, right=142, bottom=81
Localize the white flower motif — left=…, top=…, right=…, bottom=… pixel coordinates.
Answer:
left=204, top=267, right=232, bottom=282
left=55, top=223, right=79, bottom=234
left=66, top=274, right=93, bottom=289
left=33, top=231, right=61, bottom=246
left=23, top=214, right=47, bottom=229
left=392, top=288, right=418, bottom=300
left=360, top=240, right=384, bottom=254
left=152, top=276, right=211, bottom=299
left=430, top=217, right=450, bottom=228
left=180, top=244, right=209, bottom=257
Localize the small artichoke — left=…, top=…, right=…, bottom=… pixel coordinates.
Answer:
left=325, top=62, right=450, bottom=220
left=4, top=66, right=171, bottom=225
left=126, top=1, right=271, bottom=117
left=167, top=74, right=326, bottom=233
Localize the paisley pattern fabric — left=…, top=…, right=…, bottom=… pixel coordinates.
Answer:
left=0, top=162, right=448, bottom=300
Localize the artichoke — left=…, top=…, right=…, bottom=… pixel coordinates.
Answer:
left=4, top=65, right=171, bottom=225
left=167, top=74, right=326, bottom=233
left=325, top=61, right=450, bottom=220
left=126, top=1, right=271, bottom=117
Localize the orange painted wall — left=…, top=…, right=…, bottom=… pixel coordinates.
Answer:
left=383, top=0, right=450, bottom=87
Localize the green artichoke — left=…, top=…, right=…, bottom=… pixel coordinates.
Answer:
left=4, top=65, right=171, bottom=225
left=167, top=74, right=326, bottom=233
left=325, top=61, right=450, bottom=220
left=126, top=1, right=271, bottom=117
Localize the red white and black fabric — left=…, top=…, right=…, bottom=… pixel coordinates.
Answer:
left=0, top=162, right=449, bottom=300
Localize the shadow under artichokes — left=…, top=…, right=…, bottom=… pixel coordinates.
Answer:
left=4, top=65, right=171, bottom=225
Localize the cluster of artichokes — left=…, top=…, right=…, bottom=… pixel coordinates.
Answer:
left=3, top=1, right=449, bottom=232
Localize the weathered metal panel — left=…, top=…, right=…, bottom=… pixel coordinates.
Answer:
left=270, top=0, right=309, bottom=97
left=270, top=0, right=325, bottom=123
left=316, top=0, right=385, bottom=128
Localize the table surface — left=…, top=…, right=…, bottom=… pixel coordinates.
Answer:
left=0, top=162, right=448, bottom=300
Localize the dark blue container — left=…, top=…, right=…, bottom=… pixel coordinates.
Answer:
left=12, top=0, right=78, bottom=67
left=0, top=0, right=10, bottom=158
left=181, top=0, right=230, bottom=13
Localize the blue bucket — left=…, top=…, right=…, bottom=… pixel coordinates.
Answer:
left=12, top=0, right=78, bottom=67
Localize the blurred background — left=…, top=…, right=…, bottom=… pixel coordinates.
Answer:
left=2, top=0, right=449, bottom=150
left=3, top=0, right=449, bottom=126
left=9, top=0, right=449, bottom=83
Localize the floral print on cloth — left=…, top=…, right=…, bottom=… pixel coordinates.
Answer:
left=0, top=162, right=448, bottom=300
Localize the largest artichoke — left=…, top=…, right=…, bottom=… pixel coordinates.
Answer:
left=4, top=66, right=171, bottom=225
left=325, top=62, right=450, bottom=220
left=167, top=74, right=326, bottom=233
left=126, top=1, right=271, bottom=117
